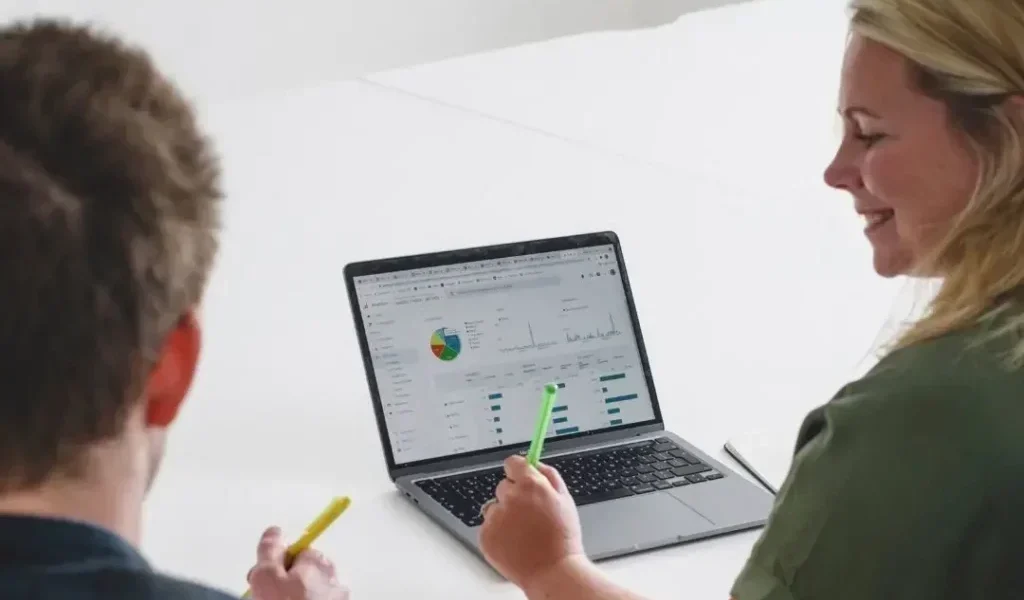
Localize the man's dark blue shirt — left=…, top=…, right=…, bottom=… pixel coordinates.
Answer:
left=0, top=514, right=238, bottom=599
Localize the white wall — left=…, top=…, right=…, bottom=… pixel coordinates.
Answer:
left=1, top=0, right=750, bottom=105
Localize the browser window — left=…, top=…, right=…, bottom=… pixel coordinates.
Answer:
left=352, top=244, right=655, bottom=465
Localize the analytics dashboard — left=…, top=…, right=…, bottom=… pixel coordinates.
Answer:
left=352, top=244, right=656, bottom=465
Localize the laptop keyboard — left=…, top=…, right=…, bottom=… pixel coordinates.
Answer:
left=414, top=437, right=723, bottom=527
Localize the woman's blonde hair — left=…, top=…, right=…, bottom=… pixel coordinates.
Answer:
left=850, top=0, right=1024, bottom=360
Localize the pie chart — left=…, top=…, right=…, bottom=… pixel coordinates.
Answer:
left=430, top=328, right=462, bottom=361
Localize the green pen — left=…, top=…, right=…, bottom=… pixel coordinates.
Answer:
left=526, top=383, right=558, bottom=466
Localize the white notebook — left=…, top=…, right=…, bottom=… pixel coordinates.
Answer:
left=723, top=429, right=798, bottom=495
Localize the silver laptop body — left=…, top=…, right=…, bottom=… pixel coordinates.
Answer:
left=344, top=232, right=773, bottom=564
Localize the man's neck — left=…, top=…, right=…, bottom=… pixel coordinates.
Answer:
left=0, top=444, right=146, bottom=546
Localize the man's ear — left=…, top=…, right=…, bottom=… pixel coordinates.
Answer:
left=144, top=309, right=202, bottom=429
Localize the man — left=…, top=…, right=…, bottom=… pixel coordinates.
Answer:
left=0, top=19, right=348, bottom=600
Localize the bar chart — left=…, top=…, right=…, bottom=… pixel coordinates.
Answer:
left=599, top=371, right=642, bottom=428
left=549, top=401, right=580, bottom=436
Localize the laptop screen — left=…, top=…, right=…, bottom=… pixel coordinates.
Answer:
left=351, top=243, right=657, bottom=466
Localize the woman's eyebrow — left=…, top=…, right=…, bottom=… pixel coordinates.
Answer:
left=839, top=106, right=881, bottom=119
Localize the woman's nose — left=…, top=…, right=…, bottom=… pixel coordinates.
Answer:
left=823, top=151, right=861, bottom=191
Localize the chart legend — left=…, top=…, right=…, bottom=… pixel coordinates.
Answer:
left=430, top=328, right=462, bottom=361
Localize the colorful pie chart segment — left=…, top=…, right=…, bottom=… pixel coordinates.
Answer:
left=430, top=328, right=462, bottom=361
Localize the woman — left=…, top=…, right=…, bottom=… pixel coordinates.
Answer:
left=478, top=0, right=1024, bottom=598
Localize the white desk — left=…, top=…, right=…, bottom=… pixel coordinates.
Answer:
left=140, top=1, right=905, bottom=596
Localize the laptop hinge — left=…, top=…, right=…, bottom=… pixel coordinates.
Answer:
left=389, top=423, right=665, bottom=482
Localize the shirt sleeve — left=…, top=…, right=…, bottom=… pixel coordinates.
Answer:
left=728, top=401, right=834, bottom=600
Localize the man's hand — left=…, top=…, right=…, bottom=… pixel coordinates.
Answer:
left=479, top=455, right=586, bottom=592
left=247, top=526, right=350, bottom=600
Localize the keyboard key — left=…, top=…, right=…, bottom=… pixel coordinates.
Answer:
left=686, top=474, right=706, bottom=484
left=636, top=464, right=655, bottom=474
left=706, top=472, right=724, bottom=481
left=653, top=452, right=671, bottom=461
left=653, top=481, right=673, bottom=490
left=668, top=458, right=687, bottom=468
left=671, top=464, right=711, bottom=478
left=671, top=479, right=691, bottom=487
left=669, top=449, right=701, bottom=464
left=631, top=484, right=656, bottom=494
left=652, top=461, right=671, bottom=471
left=638, top=473, right=658, bottom=483
left=576, top=487, right=634, bottom=506
left=653, top=441, right=677, bottom=452
left=655, top=471, right=675, bottom=480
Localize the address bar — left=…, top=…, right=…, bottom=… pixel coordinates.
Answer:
left=376, top=258, right=588, bottom=289
left=447, top=275, right=562, bottom=298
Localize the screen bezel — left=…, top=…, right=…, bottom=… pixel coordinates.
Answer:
left=343, top=231, right=665, bottom=478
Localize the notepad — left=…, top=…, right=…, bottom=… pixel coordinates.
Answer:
left=723, top=429, right=797, bottom=495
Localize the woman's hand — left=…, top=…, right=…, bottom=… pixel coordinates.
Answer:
left=479, top=455, right=586, bottom=591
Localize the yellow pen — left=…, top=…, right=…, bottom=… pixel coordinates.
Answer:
left=242, top=496, right=351, bottom=598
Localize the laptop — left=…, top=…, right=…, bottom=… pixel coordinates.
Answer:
left=344, top=231, right=773, bottom=563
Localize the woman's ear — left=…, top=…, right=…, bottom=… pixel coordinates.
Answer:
left=144, top=310, right=202, bottom=429
left=1003, top=94, right=1024, bottom=124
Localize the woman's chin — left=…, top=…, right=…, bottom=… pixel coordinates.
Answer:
left=872, top=246, right=914, bottom=278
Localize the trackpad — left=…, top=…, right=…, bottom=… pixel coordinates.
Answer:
left=578, top=493, right=713, bottom=557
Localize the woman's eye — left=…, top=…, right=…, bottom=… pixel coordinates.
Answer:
left=854, top=132, right=886, bottom=147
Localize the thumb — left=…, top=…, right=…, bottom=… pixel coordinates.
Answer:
left=537, top=463, right=568, bottom=493
left=256, top=527, right=287, bottom=568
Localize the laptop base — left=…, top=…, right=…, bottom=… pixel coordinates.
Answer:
left=398, top=430, right=773, bottom=565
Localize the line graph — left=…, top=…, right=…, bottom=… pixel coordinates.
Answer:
left=497, top=321, right=559, bottom=353
left=564, top=313, right=621, bottom=343
left=497, top=312, right=622, bottom=354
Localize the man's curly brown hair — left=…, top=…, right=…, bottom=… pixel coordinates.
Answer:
left=0, top=19, right=222, bottom=491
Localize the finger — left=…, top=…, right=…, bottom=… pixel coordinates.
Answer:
left=256, top=527, right=287, bottom=566
left=248, top=563, right=285, bottom=595
left=289, top=548, right=336, bottom=585
left=510, top=458, right=550, bottom=489
left=536, top=463, right=568, bottom=493
left=480, top=500, right=505, bottom=528
left=480, top=498, right=498, bottom=517
left=503, top=455, right=530, bottom=482
left=495, top=479, right=513, bottom=504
